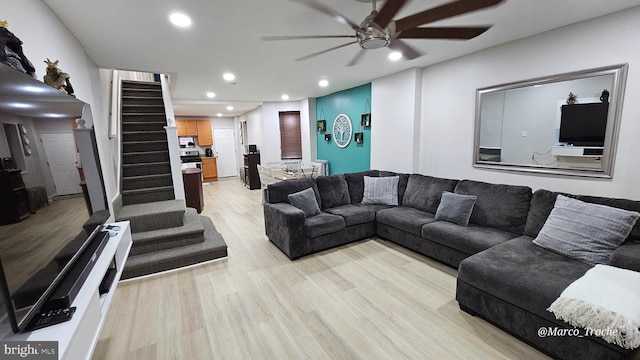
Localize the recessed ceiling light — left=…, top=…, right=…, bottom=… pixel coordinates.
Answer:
left=217, top=113, right=223, bottom=117
left=206, top=92, right=216, bottom=98
left=226, top=106, right=234, bottom=111
left=388, top=51, right=402, bottom=61
left=281, top=94, right=290, bottom=100
left=169, top=13, right=192, bottom=28
left=319, top=79, right=329, bottom=87
left=223, top=73, right=236, bottom=82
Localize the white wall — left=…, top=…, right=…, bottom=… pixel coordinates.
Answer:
left=419, top=7, right=640, bottom=200
left=260, top=100, right=313, bottom=165
left=3, top=0, right=115, bottom=215
left=371, top=68, right=422, bottom=173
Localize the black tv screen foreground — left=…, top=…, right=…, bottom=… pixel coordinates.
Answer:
left=0, top=63, right=108, bottom=333
left=559, top=103, right=609, bottom=146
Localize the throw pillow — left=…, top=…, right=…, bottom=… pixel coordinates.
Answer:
left=434, top=191, right=477, bottom=226
left=361, top=176, right=399, bottom=206
left=533, top=195, right=640, bottom=266
left=287, top=187, right=321, bottom=218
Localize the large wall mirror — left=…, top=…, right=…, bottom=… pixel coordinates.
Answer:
left=473, top=64, right=628, bottom=178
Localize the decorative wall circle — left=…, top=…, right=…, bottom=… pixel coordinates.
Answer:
left=332, top=114, right=352, bottom=148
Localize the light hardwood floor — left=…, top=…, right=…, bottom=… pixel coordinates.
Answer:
left=93, top=178, right=549, bottom=359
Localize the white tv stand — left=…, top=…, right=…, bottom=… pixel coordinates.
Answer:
left=1, top=221, right=132, bottom=360
left=551, top=145, right=604, bottom=157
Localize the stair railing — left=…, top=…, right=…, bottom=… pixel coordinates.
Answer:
left=159, top=74, right=185, bottom=200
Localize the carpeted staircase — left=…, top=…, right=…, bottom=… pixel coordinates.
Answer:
left=116, top=80, right=227, bottom=279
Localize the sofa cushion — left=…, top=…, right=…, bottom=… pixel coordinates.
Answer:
left=525, top=189, right=640, bottom=241
left=343, top=170, right=380, bottom=204
left=267, top=177, right=321, bottom=207
left=325, top=204, right=380, bottom=227
left=287, top=187, right=321, bottom=218
left=422, top=221, right=519, bottom=255
left=454, top=180, right=532, bottom=234
left=457, top=236, right=592, bottom=323
left=376, top=206, right=437, bottom=236
left=361, top=176, right=399, bottom=206
left=533, top=195, right=640, bottom=266
left=379, top=171, right=410, bottom=205
left=305, top=212, right=346, bottom=238
left=316, top=174, right=351, bottom=210
left=402, top=174, right=458, bottom=213
left=434, top=191, right=477, bottom=226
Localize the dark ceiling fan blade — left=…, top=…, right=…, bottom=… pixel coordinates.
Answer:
left=262, top=35, right=357, bottom=41
left=291, top=0, right=362, bottom=31
left=389, top=39, right=423, bottom=60
left=295, top=41, right=358, bottom=62
left=397, top=26, right=491, bottom=40
left=346, top=50, right=367, bottom=67
left=374, top=0, right=410, bottom=29
left=395, top=0, right=504, bottom=32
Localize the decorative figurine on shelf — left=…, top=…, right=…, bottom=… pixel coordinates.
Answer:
left=43, top=58, right=75, bottom=96
left=566, top=92, right=577, bottom=105
left=0, top=20, right=37, bottom=78
left=600, top=89, right=610, bottom=103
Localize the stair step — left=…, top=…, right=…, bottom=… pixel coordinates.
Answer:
left=122, top=80, right=162, bottom=89
left=121, top=97, right=164, bottom=106
left=123, top=131, right=167, bottom=142
left=128, top=208, right=205, bottom=256
left=123, top=150, right=169, bottom=164
left=122, top=121, right=166, bottom=132
left=121, top=215, right=228, bottom=280
left=117, top=199, right=185, bottom=232
left=122, top=114, right=166, bottom=123
left=122, top=186, right=175, bottom=205
left=122, top=173, right=173, bottom=191
left=122, top=161, right=171, bottom=177
left=122, top=105, right=165, bottom=114
left=123, top=140, right=168, bottom=153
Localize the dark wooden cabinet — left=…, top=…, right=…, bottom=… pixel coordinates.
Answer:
left=243, top=153, right=261, bottom=190
left=182, top=168, right=204, bottom=213
left=0, top=170, right=30, bottom=224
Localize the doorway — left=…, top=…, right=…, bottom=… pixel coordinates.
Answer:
left=40, top=132, right=82, bottom=196
left=213, top=128, right=238, bottom=178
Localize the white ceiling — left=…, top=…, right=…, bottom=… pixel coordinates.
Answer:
left=42, top=0, right=640, bottom=117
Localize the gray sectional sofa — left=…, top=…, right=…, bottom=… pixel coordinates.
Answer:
left=263, top=170, right=640, bottom=360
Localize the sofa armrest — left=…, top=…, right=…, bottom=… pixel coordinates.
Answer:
left=609, top=240, right=640, bottom=272
left=264, top=202, right=307, bottom=259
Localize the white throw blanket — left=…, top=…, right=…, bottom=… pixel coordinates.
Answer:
left=547, top=264, right=640, bottom=349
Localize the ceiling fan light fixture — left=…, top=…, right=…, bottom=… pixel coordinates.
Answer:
left=357, top=27, right=391, bottom=49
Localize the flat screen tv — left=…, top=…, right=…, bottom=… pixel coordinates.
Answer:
left=559, top=103, right=609, bottom=146
left=0, top=63, right=109, bottom=333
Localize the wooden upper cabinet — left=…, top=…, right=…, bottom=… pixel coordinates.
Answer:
left=176, top=119, right=186, bottom=136
left=185, top=121, right=198, bottom=136
left=196, top=120, right=213, bottom=146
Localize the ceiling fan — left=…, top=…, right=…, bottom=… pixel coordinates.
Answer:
left=263, top=0, right=505, bottom=66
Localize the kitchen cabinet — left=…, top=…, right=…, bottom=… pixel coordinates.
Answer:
left=196, top=120, right=213, bottom=146
left=176, top=119, right=197, bottom=136
left=202, top=157, right=218, bottom=182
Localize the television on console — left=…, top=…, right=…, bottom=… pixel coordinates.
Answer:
left=559, top=103, right=609, bottom=147
left=0, top=63, right=109, bottom=333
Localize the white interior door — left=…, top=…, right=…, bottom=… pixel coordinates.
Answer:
left=41, top=133, right=82, bottom=196
left=213, top=128, right=238, bottom=178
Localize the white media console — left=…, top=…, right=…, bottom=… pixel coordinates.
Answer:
left=1, top=221, right=132, bottom=360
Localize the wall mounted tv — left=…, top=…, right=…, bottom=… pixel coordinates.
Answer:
left=0, top=63, right=109, bottom=333
left=559, top=103, right=609, bottom=146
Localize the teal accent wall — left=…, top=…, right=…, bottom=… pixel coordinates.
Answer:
left=316, top=83, right=371, bottom=175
